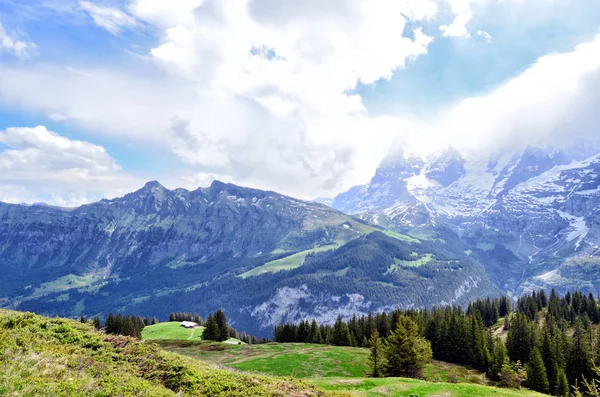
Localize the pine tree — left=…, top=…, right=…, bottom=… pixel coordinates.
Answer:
left=214, top=310, right=229, bottom=342
left=369, top=330, right=385, bottom=378
left=469, top=313, right=491, bottom=372
left=490, top=337, right=507, bottom=380
left=332, top=314, right=351, bottom=346
left=93, top=315, right=101, bottom=329
left=384, top=316, right=432, bottom=379
left=568, top=318, right=594, bottom=385
left=506, top=313, right=533, bottom=364
left=105, top=313, right=116, bottom=334
left=308, top=319, right=323, bottom=344
left=555, top=368, right=569, bottom=397
left=525, top=347, right=549, bottom=394
left=202, top=313, right=219, bottom=341
left=169, top=312, right=175, bottom=322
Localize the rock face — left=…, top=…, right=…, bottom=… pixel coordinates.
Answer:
left=332, top=143, right=600, bottom=295
left=0, top=180, right=498, bottom=336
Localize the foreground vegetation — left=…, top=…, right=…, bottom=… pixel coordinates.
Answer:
left=0, top=310, right=338, bottom=396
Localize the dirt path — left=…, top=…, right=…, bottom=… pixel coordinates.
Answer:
left=188, top=328, right=195, bottom=340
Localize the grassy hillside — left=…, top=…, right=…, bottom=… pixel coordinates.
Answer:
left=0, top=310, right=338, bottom=396
left=313, top=377, right=547, bottom=397
left=158, top=342, right=486, bottom=383
left=157, top=342, right=548, bottom=396
left=142, top=321, right=243, bottom=344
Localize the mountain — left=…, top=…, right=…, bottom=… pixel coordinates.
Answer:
left=331, top=143, right=600, bottom=297
left=0, top=180, right=498, bottom=335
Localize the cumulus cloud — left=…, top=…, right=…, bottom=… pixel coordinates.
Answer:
left=79, top=1, right=137, bottom=35
left=0, top=126, right=142, bottom=205
left=435, top=34, right=600, bottom=157
left=0, top=0, right=435, bottom=199
left=0, top=21, right=37, bottom=58
left=440, top=0, right=474, bottom=38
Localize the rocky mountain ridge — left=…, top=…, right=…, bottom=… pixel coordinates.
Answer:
left=332, top=143, right=600, bottom=295
left=0, top=179, right=497, bottom=335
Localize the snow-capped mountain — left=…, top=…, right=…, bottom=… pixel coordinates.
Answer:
left=332, top=144, right=600, bottom=295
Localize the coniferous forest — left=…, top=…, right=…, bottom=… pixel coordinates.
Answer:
left=274, top=289, right=600, bottom=395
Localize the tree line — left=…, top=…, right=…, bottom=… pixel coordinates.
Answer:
left=167, top=310, right=263, bottom=344
left=81, top=313, right=158, bottom=339
left=274, top=289, right=600, bottom=395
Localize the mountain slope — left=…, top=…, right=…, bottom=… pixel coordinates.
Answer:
left=331, top=144, right=600, bottom=296
left=0, top=180, right=498, bottom=335
left=0, top=309, right=337, bottom=396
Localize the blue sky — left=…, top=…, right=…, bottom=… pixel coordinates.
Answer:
left=0, top=0, right=600, bottom=205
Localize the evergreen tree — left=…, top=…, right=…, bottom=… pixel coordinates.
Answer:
left=568, top=318, right=594, bottom=385
left=214, top=310, right=229, bottom=342
left=202, top=313, right=219, bottom=341
left=93, top=315, right=101, bottom=329
left=499, top=358, right=528, bottom=389
left=369, top=330, right=385, bottom=378
left=308, top=319, right=323, bottom=344
left=332, top=314, right=351, bottom=346
left=506, top=313, right=533, bottom=364
left=525, top=347, right=549, bottom=394
left=555, top=368, right=569, bottom=397
left=469, top=313, right=491, bottom=372
left=105, top=313, right=116, bottom=333
left=490, top=337, right=507, bottom=380
left=384, top=316, right=432, bottom=379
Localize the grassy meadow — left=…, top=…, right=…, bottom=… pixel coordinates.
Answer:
left=142, top=321, right=243, bottom=344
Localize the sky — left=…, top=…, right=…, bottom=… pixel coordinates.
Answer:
left=0, top=0, right=600, bottom=205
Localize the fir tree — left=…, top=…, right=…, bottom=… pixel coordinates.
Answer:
left=214, top=310, right=229, bottom=342
left=384, top=316, right=432, bottom=379
left=490, top=337, right=507, bottom=380
left=369, top=330, right=385, bottom=378
left=105, top=313, right=116, bottom=334
left=568, top=318, right=594, bottom=385
left=202, top=313, right=219, bottom=341
left=525, top=348, right=549, bottom=394
left=506, top=313, right=533, bottom=363
left=332, top=314, right=351, bottom=346
left=93, top=315, right=101, bottom=329
left=308, top=319, right=323, bottom=344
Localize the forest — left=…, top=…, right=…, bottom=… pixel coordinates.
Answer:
left=274, top=289, right=600, bottom=395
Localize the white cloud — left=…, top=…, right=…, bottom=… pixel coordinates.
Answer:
left=440, top=0, right=474, bottom=38
left=435, top=34, right=600, bottom=157
left=0, top=21, right=37, bottom=58
left=0, top=126, right=142, bottom=205
left=476, top=30, right=492, bottom=42
left=0, top=0, right=435, bottom=199
left=79, top=1, right=137, bottom=35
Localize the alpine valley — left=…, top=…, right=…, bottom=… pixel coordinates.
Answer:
left=2, top=143, right=600, bottom=336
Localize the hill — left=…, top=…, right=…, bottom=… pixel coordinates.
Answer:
left=0, top=309, right=550, bottom=397
left=0, top=309, right=338, bottom=397
left=154, top=341, right=548, bottom=397
left=0, top=180, right=498, bottom=336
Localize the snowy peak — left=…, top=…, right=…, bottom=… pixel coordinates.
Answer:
left=331, top=143, right=600, bottom=293
left=424, top=147, right=465, bottom=187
